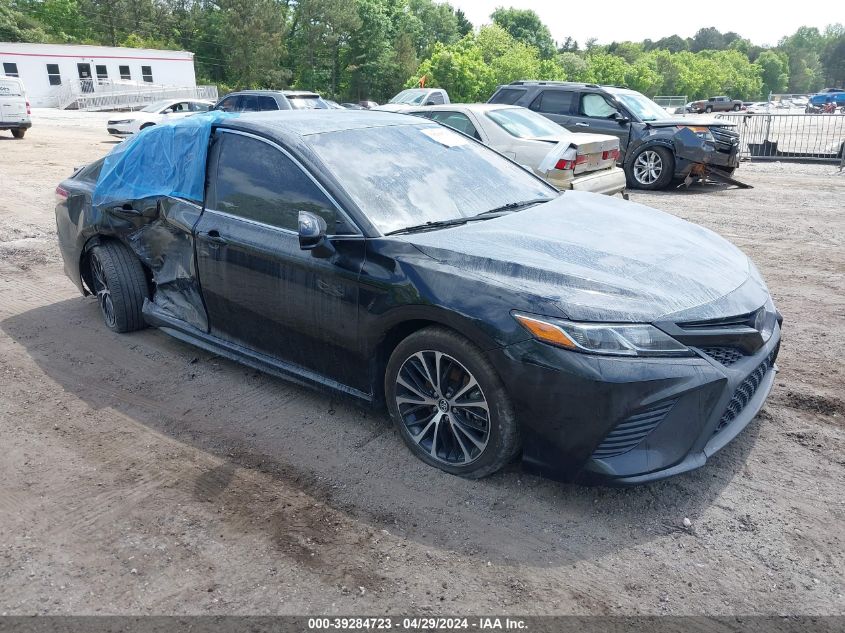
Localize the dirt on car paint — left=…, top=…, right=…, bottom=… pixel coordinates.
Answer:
left=0, top=112, right=843, bottom=616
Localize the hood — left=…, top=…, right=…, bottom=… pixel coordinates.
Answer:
left=646, top=116, right=735, bottom=127
left=402, top=191, right=767, bottom=322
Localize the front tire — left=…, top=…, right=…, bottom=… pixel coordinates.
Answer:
left=625, top=146, right=675, bottom=190
left=88, top=241, right=149, bottom=333
left=705, top=106, right=713, bottom=113
left=385, top=327, right=520, bottom=478
left=11, top=128, right=25, bottom=139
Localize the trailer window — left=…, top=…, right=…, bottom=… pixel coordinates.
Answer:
left=119, top=65, right=131, bottom=80
left=3, top=62, right=19, bottom=78
left=141, top=66, right=153, bottom=83
left=96, top=65, right=108, bottom=81
left=47, top=64, right=62, bottom=86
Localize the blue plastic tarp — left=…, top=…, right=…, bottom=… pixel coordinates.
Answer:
left=92, top=110, right=236, bottom=209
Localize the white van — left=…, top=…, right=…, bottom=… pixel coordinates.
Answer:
left=0, top=76, right=32, bottom=139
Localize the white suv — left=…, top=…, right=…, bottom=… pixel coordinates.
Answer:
left=0, top=76, right=31, bottom=139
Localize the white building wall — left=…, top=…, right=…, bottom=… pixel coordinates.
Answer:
left=0, top=42, right=197, bottom=107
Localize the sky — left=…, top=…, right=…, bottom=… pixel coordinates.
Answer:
left=445, top=0, right=842, bottom=47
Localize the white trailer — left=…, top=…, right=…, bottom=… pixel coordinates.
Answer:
left=0, top=42, right=213, bottom=109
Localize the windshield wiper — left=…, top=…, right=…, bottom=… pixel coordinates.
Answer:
left=385, top=199, right=551, bottom=236
left=479, top=198, right=551, bottom=216
left=385, top=217, right=476, bottom=236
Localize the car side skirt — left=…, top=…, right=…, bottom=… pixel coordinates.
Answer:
left=142, top=300, right=374, bottom=404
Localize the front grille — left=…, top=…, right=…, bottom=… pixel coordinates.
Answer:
left=592, top=400, right=677, bottom=459
left=680, top=308, right=759, bottom=331
left=713, top=349, right=777, bottom=435
left=701, top=346, right=745, bottom=366
left=711, top=127, right=739, bottom=153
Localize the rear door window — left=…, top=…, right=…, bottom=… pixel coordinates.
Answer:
left=238, top=95, right=259, bottom=111
left=0, top=78, right=22, bottom=96
left=429, top=111, right=481, bottom=140
left=209, top=132, right=341, bottom=233
left=489, top=87, right=526, bottom=105
left=529, top=90, right=575, bottom=115
left=257, top=95, right=279, bottom=111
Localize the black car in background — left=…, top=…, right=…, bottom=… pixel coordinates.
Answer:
left=489, top=81, right=741, bottom=190
left=214, top=89, right=330, bottom=112
left=55, top=111, right=780, bottom=484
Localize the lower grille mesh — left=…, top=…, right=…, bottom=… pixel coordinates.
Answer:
left=714, top=348, right=778, bottom=435
left=701, top=346, right=745, bottom=366
left=592, top=400, right=678, bottom=459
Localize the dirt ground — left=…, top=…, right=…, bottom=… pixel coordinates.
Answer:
left=0, top=110, right=843, bottom=616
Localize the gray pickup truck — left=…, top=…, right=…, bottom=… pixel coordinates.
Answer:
left=688, top=96, right=743, bottom=113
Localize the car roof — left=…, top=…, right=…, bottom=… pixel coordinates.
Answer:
left=217, top=110, right=427, bottom=138
left=224, top=90, right=320, bottom=97
left=503, top=80, right=640, bottom=96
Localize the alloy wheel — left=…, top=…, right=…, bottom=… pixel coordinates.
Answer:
left=395, top=350, right=490, bottom=465
left=633, top=150, right=663, bottom=185
left=90, top=253, right=116, bottom=328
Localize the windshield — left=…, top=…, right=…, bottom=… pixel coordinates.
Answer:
left=140, top=100, right=174, bottom=113
left=288, top=96, right=329, bottom=110
left=486, top=107, right=564, bottom=138
left=615, top=92, right=671, bottom=122
left=308, top=123, right=556, bottom=234
left=389, top=89, right=428, bottom=105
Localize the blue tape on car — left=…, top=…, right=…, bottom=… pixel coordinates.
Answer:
left=93, top=110, right=237, bottom=209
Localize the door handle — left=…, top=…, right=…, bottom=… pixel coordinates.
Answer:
left=203, top=229, right=228, bottom=245
left=575, top=122, right=590, bottom=127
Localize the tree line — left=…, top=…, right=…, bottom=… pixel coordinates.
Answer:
left=2, top=0, right=843, bottom=102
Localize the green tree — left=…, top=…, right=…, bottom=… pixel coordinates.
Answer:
left=691, top=26, right=725, bottom=52
left=453, top=7, right=471, bottom=37
left=756, top=50, right=789, bottom=96
left=1, top=0, right=48, bottom=42
left=490, top=7, right=555, bottom=59
left=557, top=51, right=587, bottom=81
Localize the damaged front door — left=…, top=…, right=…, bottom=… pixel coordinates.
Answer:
left=123, top=197, right=210, bottom=332
left=194, top=129, right=365, bottom=389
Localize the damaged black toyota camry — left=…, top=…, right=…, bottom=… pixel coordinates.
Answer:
left=55, top=110, right=782, bottom=484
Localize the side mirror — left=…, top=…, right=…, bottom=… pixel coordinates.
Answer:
left=613, top=112, right=630, bottom=124
left=298, top=211, right=334, bottom=257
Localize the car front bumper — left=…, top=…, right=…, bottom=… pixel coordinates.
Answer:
left=487, top=323, right=781, bottom=484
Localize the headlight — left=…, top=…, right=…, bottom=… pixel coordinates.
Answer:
left=678, top=125, right=714, bottom=141
left=108, top=119, right=133, bottom=125
left=513, top=312, right=692, bottom=357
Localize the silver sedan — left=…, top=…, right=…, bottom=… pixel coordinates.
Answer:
left=407, top=103, right=626, bottom=196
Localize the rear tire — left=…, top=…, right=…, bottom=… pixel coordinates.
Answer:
left=385, top=327, right=521, bottom=479
left=625, top=146, right=675, bottom=190
left=732, top=104, right=740, bottom=111
left=11, top=129, right=25, bottom=139
left=88, top=241, right=149, bottom=333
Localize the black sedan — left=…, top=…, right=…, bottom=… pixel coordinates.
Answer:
left=55, top=111, right=781, bottom=484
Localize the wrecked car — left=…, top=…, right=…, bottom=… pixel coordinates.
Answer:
left=406, top=104, right=626, bottom=196
left=55, top=110, right=781, bottom=484
left=489, top=81, right=741, bottom=190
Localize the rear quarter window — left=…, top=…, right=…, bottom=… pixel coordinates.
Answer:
left=489, top=87, right=526, bottom=105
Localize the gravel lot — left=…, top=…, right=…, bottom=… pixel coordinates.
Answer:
left=0, top=110, right=843, bottom=616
